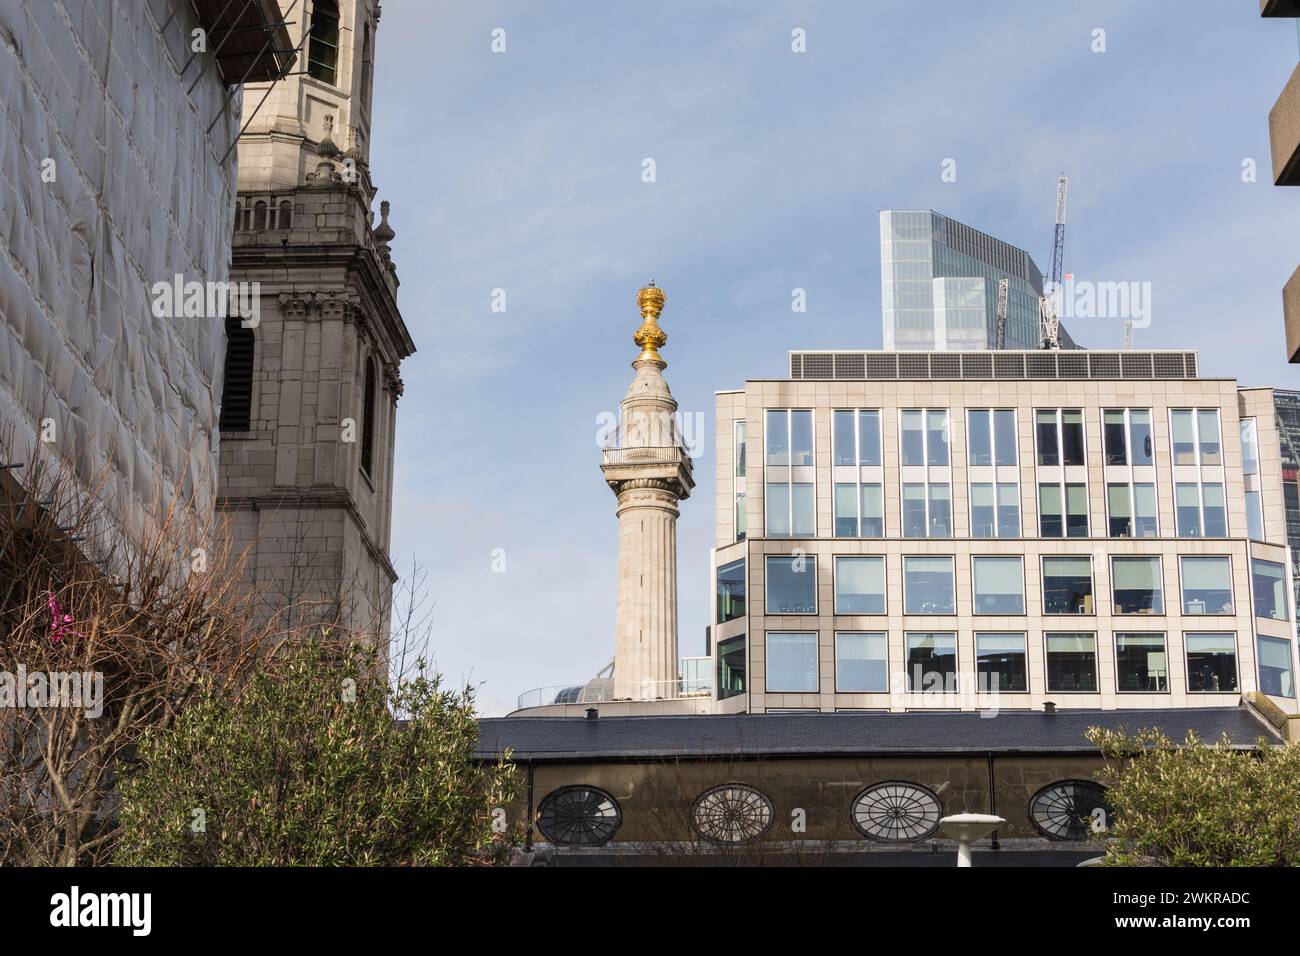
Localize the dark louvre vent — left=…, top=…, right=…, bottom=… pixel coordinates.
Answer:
left=1184, top=353, right=1197, bottom=377
left=1153, top=353, right=1186, bottom=378
left=961, top=353, right=993, bottom=379
left=361, top=357, right=377, bottom=475
left=834, top=353, right=865, bottom=379
left=1089, top=353, right=1121, bottom=378
left=1121, top=352, right=1153, bottom=378
left=994, top=353, right=1025, bottom=378
left=790, top=354, right=802, bottom=378
left=930, top=354, right=961, bottom=379
left=218, top=316, right=255, bottom=432
left=802, top=354, right=834, bottom=379
left=898, top=354, right=930, bottom=379
left=1026, top=353, right=1057, bottom=378
left=1058, top=353, right=1088, bottom=379
left=865, top=353, right=898, bottom=379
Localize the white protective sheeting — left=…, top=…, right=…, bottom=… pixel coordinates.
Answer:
left=0, top=0, right=237, bottom=546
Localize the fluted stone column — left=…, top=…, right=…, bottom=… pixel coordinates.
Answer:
left=601, top=284, right=694, bottom=701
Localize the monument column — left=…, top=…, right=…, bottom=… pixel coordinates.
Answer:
left=600, top=284, right=694, bottom=701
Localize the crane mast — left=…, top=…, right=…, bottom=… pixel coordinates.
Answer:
left=1039, top=175, right=1068, bottom=350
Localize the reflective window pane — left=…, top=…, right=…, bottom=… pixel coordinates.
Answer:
left=859, top=411, right=882, bottom=466
left=1186, top=633, right=1237, bottom=693
left=1253, top=559, right=1289, bottom=621
left=860, top=484, right=884, bottom=537
left=906, top=632, right=957, bottom=690
left=833, top=410, right=856, bottom=466
left=767, top=632, right=818, bottom=692
left=976, top=632, right=1027, bottom=692
left=904, top=557, right=955, bottom=614
left=834, top=483, right=858, bottom=538
left=973, top=556, right=1024, bottom=614
left=994, top=410, right=1018, bottom=466
left=1046, top=633, right=1097, bottom=691
left=765, top=410, right=788, bottom=466
left=901, top=410, right=925, bottom=465
left=1113, top=557, right=1164, bottom=614
left=790, top=410, right=814, bottom=466
left=1130, top=410, right=1154, bottom=466
left=765, top=482, right=789, bottom=537
left=716, top=559, right=746, bottom=624
left=792, top=482, right=815, bottom=536
left=968, top=410, right=992, bottom=466
left=1180, top=557, right=1233, bottom=615
left=1197, top=410, right=1221, bottom=465
left=1116, top=633, right=1167, bottom=692
left=997, top=483, right=1020, bottom=537
left=1061, top=410, right=1085, bottom=466
left=765, top=555, right=817, bottom=614
left=717, top=635, right=746, bottom=699
left=836, top=632, right=888, bottom=692
left=834, top=556, right=886, bottom=614
left=926, top=410, right=949, bottom=466
left=1259, top=636, right=1295, bottom=698
left=1043, top=557, right=1093, bottom=614
left=1036, top=410, right=1059, bottom=466
left=1104, top=410, right=1127, bottom=465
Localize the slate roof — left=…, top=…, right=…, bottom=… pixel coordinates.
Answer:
left=475, top=707, right=1280, bottom=761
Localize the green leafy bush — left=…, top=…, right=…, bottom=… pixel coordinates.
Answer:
left=1087, top=726, right=1300, bottom=866
left=116, top=640, right=517, bottom=866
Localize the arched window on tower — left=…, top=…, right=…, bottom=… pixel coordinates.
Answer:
left=307, top=0, right=340, bottom=85
left=361, top=356, right=377, bottom=476
left=253, top=200, right=267, bottom=230
left=360, top=23, right=373, bottom=114
left=219, top=316, right=255, bottom=431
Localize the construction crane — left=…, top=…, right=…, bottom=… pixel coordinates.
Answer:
left=1039, top=174, right=1068, bottom=350
left=994, top=276, right=1009, bottom=349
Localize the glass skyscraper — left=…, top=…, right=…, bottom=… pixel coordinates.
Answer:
left=880, top=210, right=1071, bottom=351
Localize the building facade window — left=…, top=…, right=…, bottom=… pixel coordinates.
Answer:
left=218, top=316, right=255, bottom=431
left=903, top=556, right=955, bottom=614
left=970, top=482, right=1019, bottom=537
left=717, top=635, right=746, bottom=699
left=1045, top=633, right=1098, bottom=692
left=835, top=632, right=888, bottom=692
left=716, top=559, right=746, bottom=624
left=1038, top=482, right=1088, bottom=537
left=1170, top=409, right=1226, bottom=538
left=976, top=632, right=1027, bottom=692
left=972, top=556, right=1024, bottom=614
left=1036, top=408, right=1085, bottom=466
left=307, top=0, right=340, bottom=84
left=1106, top=482, right=1157, bottom=538
left=1241, top=418, right=1265, bottom=540
left=833, top=556, right=886, bottom=614
left=1103, top=408, right=1154, bottom=466
left=1179, top=556, right=1233, bottom=615
left=900, top=409, right=950, bottom=539
left=833, top=409, right=882, bottom=466
left=1258, top=635, right=1296, bottom=698
left=1116, top=632, right=1168, bottom=692
left=766, top=632, right=819, bottom=692
left=835, top=483, right=884, bottom=537
left=765, top=409, right=815, bottom=537
left=1112, top=556, right=1164, bottom=614
left=1041, top=556, right=1093, bottom=614
left=1185, top=633, right=1237, bottom=693
left=765, top=555, right=817, bottom=614
left=733, top=420, right=746, bottom=541
left=902, top=482, right=951, bottom=538
left=905, top=632, right=956, bottom=690
left=967, top=409, right=1017, bottom=467
left=1253, top=559, right=1289, bottom=621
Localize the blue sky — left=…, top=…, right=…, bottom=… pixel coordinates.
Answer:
left=367, top=1, right=1298, bottom=715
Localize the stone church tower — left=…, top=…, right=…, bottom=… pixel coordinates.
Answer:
left=217, top=0, right=414, bottom=640
left=600, top=285, right=694, bottom=699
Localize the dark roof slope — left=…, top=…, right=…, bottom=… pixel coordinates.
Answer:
left=475, top=708, right=1279, bottom=761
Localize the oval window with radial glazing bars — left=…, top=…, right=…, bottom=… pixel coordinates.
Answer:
left=1029, top=780, right=1111, bottom=841
left=536, top=786, right=622, bottom=847
left=850, top=781, right=943, bottom=842
left=691, top=783, right=774, bottom=844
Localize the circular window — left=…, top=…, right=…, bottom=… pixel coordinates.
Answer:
left=691, top=784, right=774, bottom=844
left=1029, top=780, right=1111, bottom=841
left=536, top=786, right=622, bottom=847
left=850, top=781, right=943, bottom=842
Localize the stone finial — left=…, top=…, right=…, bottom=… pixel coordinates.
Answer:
left=317, top=114, right=341, bottom=158
left=375, top=200, right=395, bottom=243
left=633, top=280, right=667, bottom=365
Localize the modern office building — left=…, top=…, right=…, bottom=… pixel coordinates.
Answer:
left=712, top=348, right=1298, bottom=719
left=1259, top=1, right=1300, bottom=360
left=880, top=210, right=1076, bottom=352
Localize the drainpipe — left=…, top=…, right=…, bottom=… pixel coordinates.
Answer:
left=986, top=752, right=999, bottom=850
